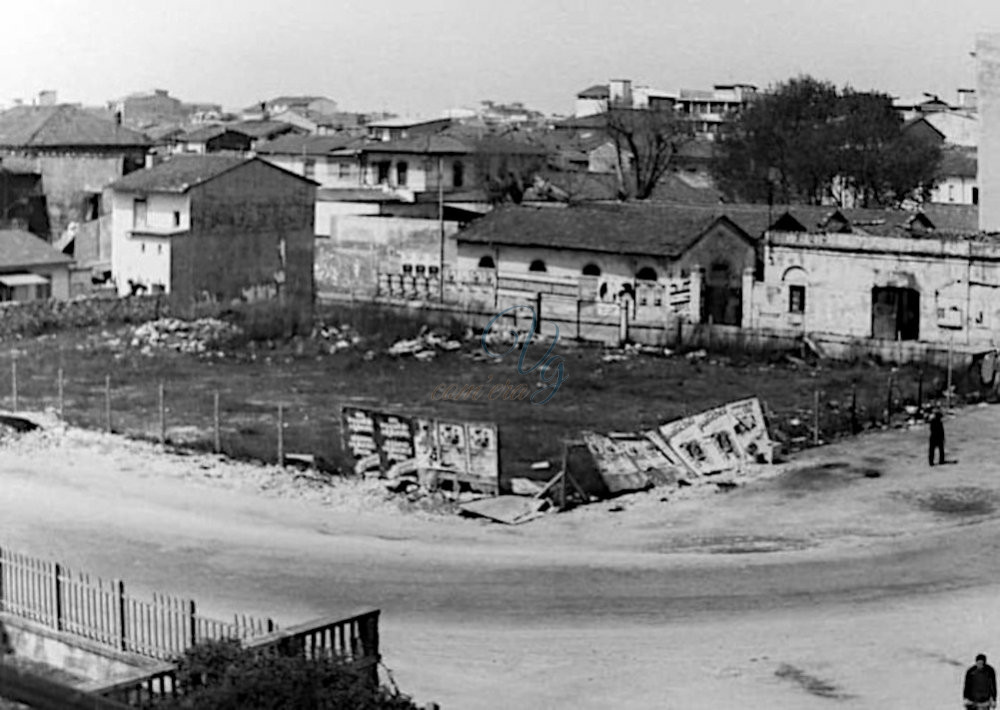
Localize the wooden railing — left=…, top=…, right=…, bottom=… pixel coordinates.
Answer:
left=0, top=546, right=275, bottom=661
left=96, top=609, right=382, bottom=707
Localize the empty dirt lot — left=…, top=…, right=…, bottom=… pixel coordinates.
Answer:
left=2, top=404, right=1000, bottom=708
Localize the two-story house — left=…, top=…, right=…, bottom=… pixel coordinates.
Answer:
left=107, top=155, right=317, bottom=328
left=0, top=101, right=151, bottom=240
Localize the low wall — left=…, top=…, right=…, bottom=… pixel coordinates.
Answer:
left=318, top=292, right=980, bottom=367
left=0, top=294, right=170, bottom=339
left=1, top=613, right=158, bottom=686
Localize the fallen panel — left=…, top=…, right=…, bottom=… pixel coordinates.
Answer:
left=459, top=495, right=548, bottom=525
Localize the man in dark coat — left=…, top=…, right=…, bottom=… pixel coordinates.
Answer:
left=964, top=653, right=997, bottom=708
left=929, top=410, right=945, bottom=466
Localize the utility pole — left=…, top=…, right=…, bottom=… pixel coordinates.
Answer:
left=438, top=155, right=445, bottom=302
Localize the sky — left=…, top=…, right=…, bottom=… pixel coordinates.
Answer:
left=2, top=0, right=1000, bottom=117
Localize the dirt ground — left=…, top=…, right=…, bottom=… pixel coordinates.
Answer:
left=3, top=404, right=1000, bottom=708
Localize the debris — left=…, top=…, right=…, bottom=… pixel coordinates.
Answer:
left=130, top=318, right=242, bottom=354
left=511, top=477, right=546, bottom=496
left=530, top=460, right=551, bottom=471
left=459, top=495, right=549, bottom=525
left=685, top=349, right=708, bottom=360
left=283, top=453, right=315, bottom=470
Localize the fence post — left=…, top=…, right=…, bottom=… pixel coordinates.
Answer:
left=535, top=292, right=543, bottom=332
left=851, top=383, right=859, bottom=434
left=188, top=600, right=197, bottom=647
left=105, top=374, right=112, bottom=433
left=158, top=382, right=166, bottom=445
left=213, top=391, right=221, bottom=454
left=886, top=375, right=894, bottom=426
left=917, top=370, right=924, bottom=411
left=117, top=579, right=127, bottom=651
left=57, top=367, right=64, bottom=418
left=813, top=389, right=820, bottom=445
left=277, top=404, right=284, bottom=467
left=54, top=563, right=63, bottom=631
left=575, top=299, right=581, bottom=341
left=11, top=356, right=17, bottom=412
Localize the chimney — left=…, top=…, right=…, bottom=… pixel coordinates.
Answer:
left=977, top=33, right=1000, bottom=232
left=957, top=88, right=977, bottom=111
left=38, top=90, right=57, bottom=106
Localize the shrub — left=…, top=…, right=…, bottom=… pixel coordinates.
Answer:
left=159, top=639, right=419, bottom=710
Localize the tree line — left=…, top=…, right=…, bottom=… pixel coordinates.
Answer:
left=597, top=75, right=942, bottom=207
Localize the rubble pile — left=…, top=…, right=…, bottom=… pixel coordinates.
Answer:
left=386, top=326, right=462, bottom=361
left=130, top=318, right=243, bottom=354
left=311, top=323, right=365, bottom=355
left=600, top=343, right=675, bottom=363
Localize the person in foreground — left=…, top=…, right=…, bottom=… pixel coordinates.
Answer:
left=964, top=653, right=997, bottom=709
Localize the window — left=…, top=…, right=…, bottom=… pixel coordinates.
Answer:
left=396, top=161, right=408, bottom=187
left=582, top=263, right=601, bottom=276
left=789, top=285, right=806, bottom=314
left=636, top=266, right=657, bottom=281
left=376, top=161, right=391, bottom=184
left=339, top=162, right=351, bottom=179
left=948, top=184, right=955, bottom=202
left=478, top=255, right=496, bottom=269
left=528, top=259, right=547, bottom=272
left=304, top=158, right=316, bottom=180
left=173, top=211, right=181, bottom=228
left=974, top=187, right=980, bottom=205
left=452, top=161, right=464, bottom=188
left=133, top=198, right=147, bottom=229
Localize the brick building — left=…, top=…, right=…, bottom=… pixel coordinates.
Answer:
left=107, top=155, right=317, bottom=328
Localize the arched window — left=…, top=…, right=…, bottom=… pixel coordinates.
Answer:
left=453, top=161, right=465, bottom=188
left=529, top=259, right=547, bottom=272
left=636, top=266, right=657, bottom=281
left=582, top=263, right=601, bottom=276
left=478, top=255, right=496, bottom=269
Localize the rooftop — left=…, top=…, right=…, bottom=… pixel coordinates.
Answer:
left=108, top=155, right=315, bottom=193
left=457, top=203, right=757, bottom=257
left=0, top=105, right=151, bottom=148
left=256, top=133, right=365, bottom=156
left=0, top=229, right=73, bottom=267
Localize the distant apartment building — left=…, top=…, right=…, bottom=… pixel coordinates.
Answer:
left=573, top=79, right=757, bottom=138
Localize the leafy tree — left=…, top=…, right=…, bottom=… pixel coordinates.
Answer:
left=158, top=639, right=420, bottom=710
left=604, top=107, right=695, bottom=200
left=713, top=76, right=941, bottom=207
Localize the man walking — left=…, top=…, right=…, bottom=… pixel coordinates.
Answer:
left=929, top=409, right=945, bottom=466
left=964, top=653, right=997, bottom=709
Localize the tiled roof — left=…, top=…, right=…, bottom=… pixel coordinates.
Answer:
left=366, top=116, right=452, bottom=129
left=0, top=229, right=73, bottom=267
left=180, top=125, right=230, bottom=142
left=0, top=105, right=151, bottom=147
left=255, top=133, right=363, bottom=156
left=108, top=155, right=316, bottom=193
left=109, top=155, right=247, bottom=192
left=316, top=187, right=406, bottom=203
left=577, top=84, right=609, bottom=99
left=267, top=96, right=326, bottom=106
left=362, top=130, right=549, bottom=156
left=919, top=204, right=979, bottom=232
left=456, top=204, right=756, bottom=257
left=229, top=120, right=298, bottom=139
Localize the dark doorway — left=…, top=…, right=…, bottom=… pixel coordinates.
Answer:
left=702, top=261, right=742, bottom=325
left=871, top=287, right=920, bottom=340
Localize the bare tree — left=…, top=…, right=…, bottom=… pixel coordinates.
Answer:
left=604, top=106, right=695, bottom=200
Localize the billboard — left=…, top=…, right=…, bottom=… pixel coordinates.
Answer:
left=341, top=407, right=500, bottom=494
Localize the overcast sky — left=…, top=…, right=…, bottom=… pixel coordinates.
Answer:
left=3, top=0, right=999, bottom=116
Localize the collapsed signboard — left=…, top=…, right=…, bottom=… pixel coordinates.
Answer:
left=342, top=407, right=500, bottom=494
left=582, top=398, right=773, bottom=494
